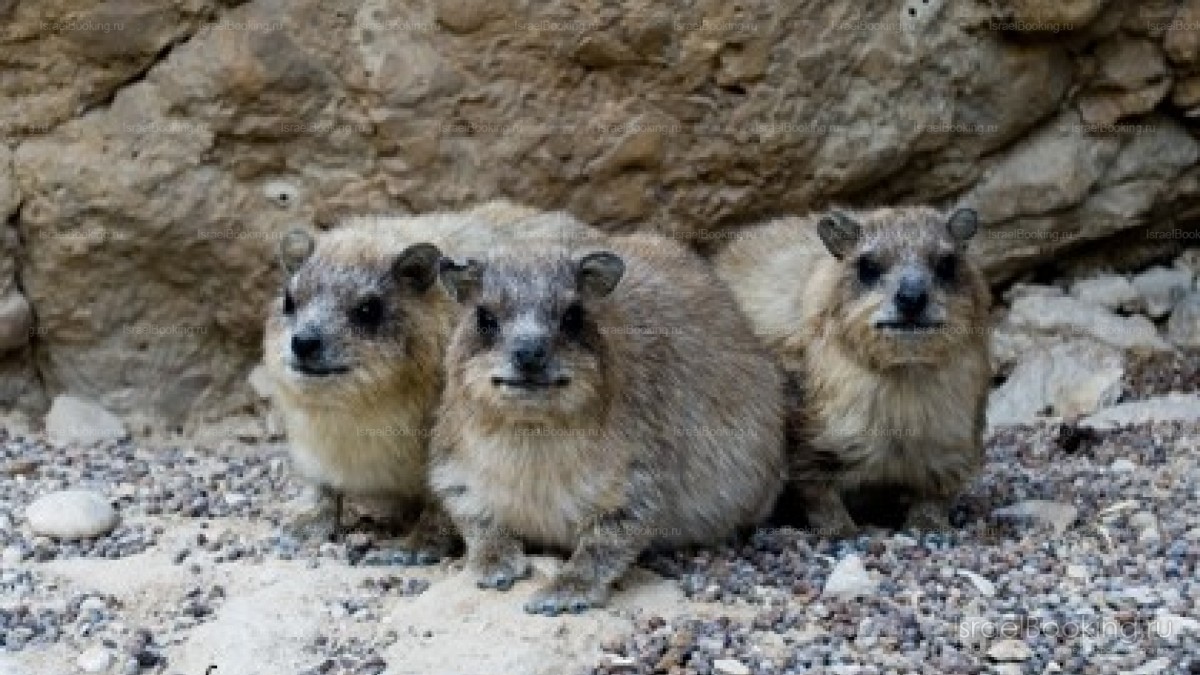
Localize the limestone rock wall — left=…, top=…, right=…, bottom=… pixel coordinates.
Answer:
left=0, top=0, right=1198, bottom=425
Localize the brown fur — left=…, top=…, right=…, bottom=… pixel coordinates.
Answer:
left=264, top=201, right=598, bottom=553
left=432, top=233, right=786, bottom=614
left=714, top=207, right=991, bottom=534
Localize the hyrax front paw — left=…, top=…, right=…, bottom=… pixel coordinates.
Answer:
left=472, top=550, right=531, bottom=591
left=393, top=519, right=456, bottom=566
left=523, top=572, right=608, bottom=616
left=904, top=500, right=952, bottom=532
left=285, top=504, right=339, bottom=543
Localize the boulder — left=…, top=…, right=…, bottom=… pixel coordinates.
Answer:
left=1081, top=394, right=1200, bottom=429
left=988, top=340, right=1124, bottom=427
left=1070, top=274, right=1141, bottom=313
left=1167, top=292, right=1200, bottom=349
left=1, top=0, right=1196, bottom=427
left=1006, top=293, right=1171, bottom=353
left=45, top=395, right=128, bottom=445
left=1132, top=266, right=1194, bottom=319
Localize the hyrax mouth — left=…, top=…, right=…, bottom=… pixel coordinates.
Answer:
left=290, top=363, right=352, bottom=377
left=874, top=320, right=945, bottom=333
left=491, top=376, right=571, bottom=390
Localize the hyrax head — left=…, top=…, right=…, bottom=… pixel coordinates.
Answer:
left=439, top=248, right=625, bottom=423
left=815, top=207, right=988, bottom=368
left=266, top=228, right=443, bottom=399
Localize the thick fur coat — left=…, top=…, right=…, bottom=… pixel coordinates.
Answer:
left=715, top=207, right=991, bottom=533
left=431, top=233, right=787, bottom=613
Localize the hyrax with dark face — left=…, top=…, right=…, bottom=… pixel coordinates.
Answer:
left=264, top=201, right=597, bottom=556
left=715, top=207, right=991, bottom=534
left=433, top=234, right=787, bottom=615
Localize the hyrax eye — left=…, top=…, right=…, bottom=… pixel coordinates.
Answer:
left=933, top=254, right=958, bottom=282
left=856, top=256, right=884, bottom=285
left=561, top=303, right=585, bottom=337
left=476, top=306, right=500, bottom=339
left=350, top=296, right=384, bottom=327
left=283, top=290, right=296, bottom=316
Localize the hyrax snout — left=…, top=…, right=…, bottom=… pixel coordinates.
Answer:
left=263, top=201, right=597, bottom=557
left=431, top=234, right=787, bottom=615
left=715, top=206, right=992, bottom=534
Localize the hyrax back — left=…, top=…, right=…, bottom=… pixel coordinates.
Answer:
left=264, top=201, right=597, bottom=549
left=433, top=233, right=787, bottom=615
left=715, top=206, right=991, bottom=533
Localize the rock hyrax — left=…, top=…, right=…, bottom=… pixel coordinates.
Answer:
left=264, top=201, right=597, bottom=556
left=432, top=233, right=787, bottom=615
left=715, top=207, right=991, bottom=533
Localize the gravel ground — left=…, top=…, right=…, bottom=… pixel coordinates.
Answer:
left=600, top=351, right=1200, bottom=675
left=2, top=356, right=1199, bottom=674
left=0, top=431, right=435, bottom=674
left=621, top=419, right=1200, bottom=675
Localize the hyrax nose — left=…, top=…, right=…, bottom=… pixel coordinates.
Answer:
left=291, top=333, right=323, bottom=359
left=895, top=280, right=929, bottom=317
left=512, top=337, right=550, bottom=374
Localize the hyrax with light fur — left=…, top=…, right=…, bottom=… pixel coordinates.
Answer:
left=432, top=233, right=787, bottom=615
left=715, top=207, right=991, bottom=534
left=264, top=201, right=598, bottom=558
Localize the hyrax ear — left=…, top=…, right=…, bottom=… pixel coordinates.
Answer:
left=392, top=243, right=443, bottom=292
left=576, top=251, right=625, bottom=299
left=438, top=257, right=484, bottom=304
left=816, top=210, right=861, bottom=260
left=947, top=207, right=979, bottom=244
left=279, top=228, right=315, bottom=273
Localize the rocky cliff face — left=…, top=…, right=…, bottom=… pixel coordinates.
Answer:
left=0, top=0, right=1198, bottom=426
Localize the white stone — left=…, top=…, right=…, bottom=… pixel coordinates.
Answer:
left=26, top=490, right=118, bottom=540
left=956, top=569, right=996, bottom=597
left=1150, top=614, right=1200, bottom=642
left=993, top=500, right=1078, bottom=535
left=1006, top=293, right=1171, bottom=353
left=1167, top=291, right=1200, bottom=348
left=987, top=340, right=1124, bottom=427
left=713, top=659, right=751, bottom=675
left=1070, top=274, right=1141, bottom=313
left=823, top=555, right=877, bottom=599
left=1129, top=511, right=1156, bottom=529
left=602, top=655, right=636, bottom=671
left=76, top=646, right=114, bottom=673
left=1110, top=459, right=1137, bottom=473
left=1131, top=657, right=1173, bottom=675
left=44, top=395, right=127, bottom=445
left=1132, top=266, right=1193, bottom=318
left=987, top=638, right=1033, bottom=662
left=1, top=546, right=23, bottom=564
left=224, top=492, right=249, bottom=508
left=1081, top=393, right=1200, bottom=430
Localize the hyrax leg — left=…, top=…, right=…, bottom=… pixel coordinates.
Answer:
left=394, top=500, right=458, bottom=566
left=524, top=512, right=648, bottom=616
left=287, top=484, right=344, bottom=542
left=904, top=497, right=952, bottom=532
left=799, top=481, right=857, bottom=538
left=460, top=516, right=531, bottom=591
